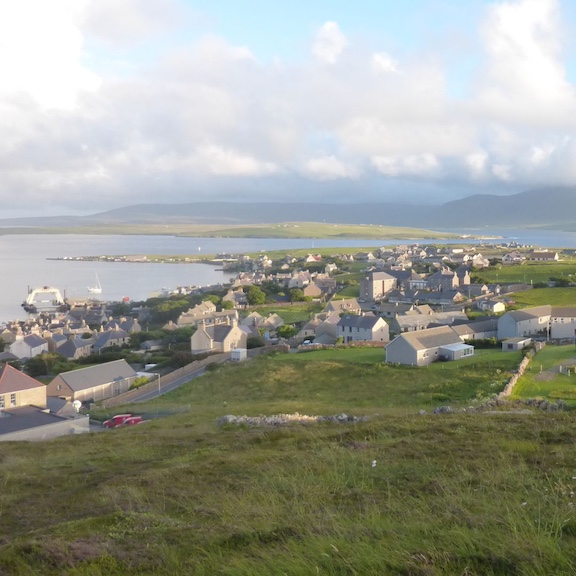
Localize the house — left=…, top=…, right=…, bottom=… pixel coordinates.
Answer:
left=103, top=317, right=141, bottom=333
left=359, top=271, right=397, bottom=302
left=376, top=302, right=415, bottom=319
left=385, top=326, right=473, bottom=366
left=497, top=306, right=552, bottom=339
left=549, top=307, right=576, bottom=339
left=56, top=337, right=95, bottom=360
left=477, top=299, right=506, bottom=314
left=191, top=318, right=247, bottom=354
left=451, top=319, right=498, bottom=341
left=324, top=298, right=361, bottom=315
left=222, top=289, right=248, bottom=308
left=428, top=268, right=459, bottom=291
left=175, top=301, right=218, bottom=326
left=390, top=310, right=468, bottom=335
left=528, top=251, right=559, bottom=261
left=93, top=329, right=130, bottom=353
left=302, top=282, right=322, bottom=299
left=337, top=314, right=389, bottom=343
left=502, top=337, right=532, bottom=351
left=502, top=251, right=525, bottom=265
left=9, top=333, right=49, bottom=360
left=0, top=363, right=47, bottom=409
left=46, top=359, right=138, bottom=403
left=240, top=311, right=264, bottom=327
left=0, top=406, right=90, bottom=442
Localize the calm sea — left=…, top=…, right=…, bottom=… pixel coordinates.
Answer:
left=2, top=230, right=576, bottom=324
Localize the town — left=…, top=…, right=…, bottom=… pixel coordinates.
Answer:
left=1, top=240, right=573, bottom=441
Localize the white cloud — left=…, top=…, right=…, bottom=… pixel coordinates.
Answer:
left=372, top=52, right=398, bottom=73
left=477, top=0, right=575, bottom=125
left=303, top=155, right=358, bottom=180
left=465, top=152, right=489, bottom=178
left=189, top=145, right=278, bottom=177
left=80, top=0, right=182, bottom=47
left=312, top=22, right=348, bottom=64
left=0, top=0, right=98, bottom=109
left=1, top=0, right=576, bottom=213
left=372, top=154, right=439, bottom=177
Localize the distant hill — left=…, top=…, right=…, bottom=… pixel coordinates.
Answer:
left=1, top=187, right=575, bottom=230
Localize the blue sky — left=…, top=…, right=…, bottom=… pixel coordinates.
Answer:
left=0, top=0, right=576, bottom=216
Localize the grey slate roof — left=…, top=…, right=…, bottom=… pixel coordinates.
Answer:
left=507, top=305, right=552, bottom=321
left=57, top=359, right=137, bottom=392
left=337, top=314, right=380, bottom=329
left=395, top=326, right=462, bottom=351
left=0, top=406, right=68, bottom=435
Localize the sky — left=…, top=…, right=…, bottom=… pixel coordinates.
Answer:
left=1, top=0, right=576, bottom=216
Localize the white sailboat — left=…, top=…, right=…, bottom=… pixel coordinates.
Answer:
left=87, top=273, right=102, bottom=294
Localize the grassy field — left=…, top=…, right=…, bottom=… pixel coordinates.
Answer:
left=253, top=303, right=324, bottom=324
left=513, top=345, right=576, bottom=403
left=0, top=222, right=459, bottom=240
left=509, top=287, right=576, bottom=307
left=5, top=348, right=576, bottom=575
left=480, top=261, right=576, bottom=284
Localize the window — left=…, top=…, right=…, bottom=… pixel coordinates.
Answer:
left=10, top=393, right=16, bottom=407
left=0, top=396, right=4, bottom=409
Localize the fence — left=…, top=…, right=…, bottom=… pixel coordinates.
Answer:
left=498, top=342, right=545, bottom=398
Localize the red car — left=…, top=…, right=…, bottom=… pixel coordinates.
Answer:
left=103, top=414, right=143, bottom=428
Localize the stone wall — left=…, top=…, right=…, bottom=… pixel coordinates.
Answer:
left=498, top=343, right=545, bottom=398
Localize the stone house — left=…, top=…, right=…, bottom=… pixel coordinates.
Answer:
left=46, top=359, right=138, bottom=403
left=0, top=364, right=47, bottom=410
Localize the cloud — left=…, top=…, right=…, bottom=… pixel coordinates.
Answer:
left=312, top=22, right=348, bottom=64
left=372, top=52, right=398, bottom=73
left=303, top=155, right=358, bottom=180
left=0, top=0, right=98, bottom=109
left=0, top=1, right=576, bottom=214
left=372, top=154, right=439, bottom=177
left=80, top=0, right=183, bottom=48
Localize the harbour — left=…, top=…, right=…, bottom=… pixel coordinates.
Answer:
left=3, top=229, right=576, bottom=324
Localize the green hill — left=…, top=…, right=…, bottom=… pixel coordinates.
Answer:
left=2, top=348, right=576, bottom=575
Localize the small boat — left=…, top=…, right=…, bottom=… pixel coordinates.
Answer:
left=88, top=274, right=102, bottom=294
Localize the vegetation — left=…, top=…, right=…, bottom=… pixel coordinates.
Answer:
left=5, top=347, right=576, bottom=574
left=0, top=221, right=460, bottom=240
left=513, top=345, right=576, bottom=404
left=508, top=287, right=576, bottom=308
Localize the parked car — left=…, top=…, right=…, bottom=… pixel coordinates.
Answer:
left=103, top=414, right=143, bottom=428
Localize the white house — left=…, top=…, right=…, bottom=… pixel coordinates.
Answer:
left=337, top=315, right=389, bottom=343
left=385, top=326, right=473, bottom=366
left=497, top=306, right=552, bottom=339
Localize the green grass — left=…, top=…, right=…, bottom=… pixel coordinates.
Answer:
left=509, top=287, right=576, bottom=308
left=513, top=345, right=576, bottom=403
left=0, top=222, right=460, bottom=240
left=481, top=261, right=576, bottom=284
left=253, top=303, right=323, bottom=324
left=5, top=347, right=576, bottom=575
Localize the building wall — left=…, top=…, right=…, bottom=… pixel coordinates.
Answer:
left=0, top=416, right=90, bottom=442
left=0, top=386, right=47, bottom=409
left=385, top=337, right=417, bottom=365
left=550, top=317, right=576, bottom=339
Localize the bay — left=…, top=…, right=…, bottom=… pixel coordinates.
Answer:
left=2, top=230, right=576, bottom=325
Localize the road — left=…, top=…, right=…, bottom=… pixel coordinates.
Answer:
left=132, top=367, right=208, bottom=403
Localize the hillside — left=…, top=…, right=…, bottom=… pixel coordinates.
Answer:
left=1, top=186, right=576, bottom=231
left=2, top=348, right=576, bottom=574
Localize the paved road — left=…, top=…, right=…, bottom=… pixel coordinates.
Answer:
left=132, top=367, right=208, bottom=403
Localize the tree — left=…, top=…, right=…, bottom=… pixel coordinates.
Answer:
left=277, top=325, right=298, bottom=339
left=289, top=288, right=306, bottom=302
left=221, top=300, right=234, bottom=310
left=245, top=285, right=266, bottom=305
left=203, top=294, right=221, bottom=305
